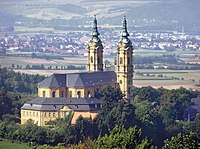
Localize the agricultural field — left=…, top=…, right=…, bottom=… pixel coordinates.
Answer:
left=1, top=48, right=200, bottom=90
left=0, top=55, right=87, bottom=68
left=14, top=69, right=82, bottom=76
left=134, top=69, right=200, bottom=89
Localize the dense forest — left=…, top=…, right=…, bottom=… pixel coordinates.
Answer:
left=0, top=68, right=45, bottom=93
left=0, top=69, right=200, bottom=148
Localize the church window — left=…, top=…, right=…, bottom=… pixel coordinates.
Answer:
left=36, top=112, right=38, bottom=117
left=120, top=57, right=123, bottom=64
left=64, top=112, right=67, bottom=117
left=52, top=91, right=56, bottom=98
left=58, top=112, right=60, bottom=117
left=98, top=57, right=100, bottom=63
left=49, top=113, right=51, bottom=117
left=77, top=91, right=81, bottom=98
left=53, top=113, right=55, bottom=118
left=95, top=104, right=98, bottom=108
left=120, top=80, right=122, bottom=84
left=44, top=113, right=46, bottom=117
left=43, top=91, right=46, bottom=97
left=23, top=111, right=25, bottom=116
left=61, top=91, right=64, bottom=97
left=88, top=91, right=91, bottom=98
left=91, top=56, right=93, bottom=63
left=69, top=91, right=72, bottom=97
left=33, top=112, right=35, bottom=117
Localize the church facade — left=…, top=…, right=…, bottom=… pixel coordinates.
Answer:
left=21, top=16, right=134, bottom=126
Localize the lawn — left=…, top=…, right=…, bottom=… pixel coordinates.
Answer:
left=0, top=141, right=30, bottom=149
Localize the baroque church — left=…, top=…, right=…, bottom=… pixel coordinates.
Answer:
left=21, top=16, right=134, bottom=126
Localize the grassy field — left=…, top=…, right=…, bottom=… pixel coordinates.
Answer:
left=0, top=56, right=87, bottom=68
left=134, top=69, right=199, bottom=89
left=0, top=141, right=30, bottom=149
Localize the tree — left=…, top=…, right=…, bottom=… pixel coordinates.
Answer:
left=132, top=86, right=160, bottom=102
left=162, top=132, right=199, bottom=149
left=159, top=88, right=192, bottom=125
left=95, top=125, right=155, bottom=149
left=97, top=102, right=136, bottom=135
left=0, top=88, right=12, bottom=118
left=0, top=122, right=6, bottom=138
left=73, top=116, right=97, bottom=143
left=134, top=100, right=165, bottom=147
left=190, top=113, right=200, bottom=139
left=99, top=85, right=123, bottom=112
left=14, top=122, right=47, bottom=145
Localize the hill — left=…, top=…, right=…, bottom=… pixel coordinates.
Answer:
left=0, top=0, right=199, bottom=33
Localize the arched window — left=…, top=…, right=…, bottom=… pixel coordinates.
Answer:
left=42, top=91, right=46, bottom=97
left=52, top=91, right=56, bottom=98
left=95, top=88, right=100, bottom=98
left=120, top=80, right=122, bottom=84
left=120, top=57, right=123, bottom=64
left=69, top=91, right=72, bottom=98
left=61, top=91, right=64, bottom=97
left=64, top=112, right=67, bottom=117
left=91, top=56, right=93, bottom=63
left=77, top=91, right=81, bottom=98
left=88, top=91, right=91, bottom=98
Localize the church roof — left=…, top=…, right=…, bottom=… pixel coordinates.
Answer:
left=21, top=97, right=101, bottom=111
left=38, top=71, right=117, bottom=88
left=38, top=74, right=66, bottom=88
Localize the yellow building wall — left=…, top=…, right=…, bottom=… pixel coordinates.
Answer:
left=117, top=73, right=128, bottom=96
left=21, top=107, right=99, bottom=126
left=71, top=111, right=98, bottom=125
left=88, top=41, right=103, bottom=72
left=117, top=41, right=133, bottom=98
left=68, top=87, right=85, bottom=98
left=38, top=87, right=67, bottom=98
left=21, top=110, right=42, bottom=126
left=21, top=106, right=73, bottom=126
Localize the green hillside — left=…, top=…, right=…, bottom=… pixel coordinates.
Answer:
left=0, top=0, right=199, bottom=32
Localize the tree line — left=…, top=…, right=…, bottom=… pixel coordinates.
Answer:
left=0, top=69, right=200, bottom=148
left=0, top=68, right=45, bottom=93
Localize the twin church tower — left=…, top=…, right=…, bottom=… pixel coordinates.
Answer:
left=20, top=16, right=134, bottom=126
left=88, top=16, right=134, bottom=98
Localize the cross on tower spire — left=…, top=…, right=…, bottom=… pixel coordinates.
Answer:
left=121, top=15, right=129, bottom=38
left=92, top=15, right=100, bottom=37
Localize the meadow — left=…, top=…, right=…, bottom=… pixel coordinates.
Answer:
left=0, top=140, right=30, bottom=149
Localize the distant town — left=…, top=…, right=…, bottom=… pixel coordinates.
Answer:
left=1, top=30, right=200, bottom=57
